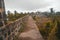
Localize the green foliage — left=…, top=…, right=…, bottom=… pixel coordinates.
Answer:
left=7, top=10, right=27, bottom=22
left=56, top=21, right=60, bottom=40
left=48, top=20, right=57, bottom=40
left=32, top=13, right=60, bottom=40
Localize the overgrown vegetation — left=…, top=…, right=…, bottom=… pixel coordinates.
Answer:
left=7, top=10, right=60, bottom=40
left=33, top=12, right=60, bottom=40
left=7, top=10, right=27, bottom=22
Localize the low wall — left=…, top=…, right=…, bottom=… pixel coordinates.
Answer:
left=0, top=15, right=29, bottom=40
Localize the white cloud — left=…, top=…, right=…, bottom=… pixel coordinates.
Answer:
left=5, top=0, right=60, bottom=12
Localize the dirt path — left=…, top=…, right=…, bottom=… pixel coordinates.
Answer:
left=19, top=16, right=44, bottom=40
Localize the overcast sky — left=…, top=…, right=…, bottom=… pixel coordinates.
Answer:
left=5, top=0, right=60, bottom=12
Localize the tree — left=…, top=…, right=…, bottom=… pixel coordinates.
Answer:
left=7, top=10, right=11, bottom=16
left=14, top=10, right=17, bottom=17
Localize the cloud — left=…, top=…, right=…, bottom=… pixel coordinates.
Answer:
left=5, top=0, right=60, bottom=12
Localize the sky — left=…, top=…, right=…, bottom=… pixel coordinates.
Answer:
left=5, top=0, right=60, bottom=12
